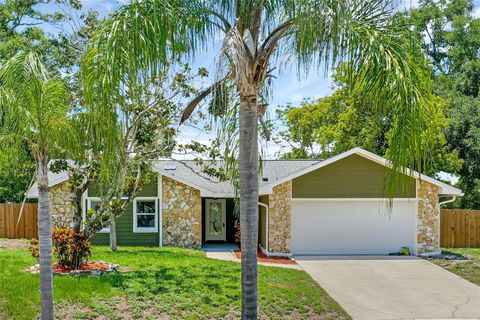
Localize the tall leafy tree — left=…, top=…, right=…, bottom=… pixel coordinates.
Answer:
left=0, top=51, right=72, bottom=320
left=0, top=152, right=35, bottom=203
left=446, top=90, right=480, bottom=209
left=407, top=0, right=480, bottom=208
left=0, top=0, right=80, bottom=63
left=276, top=69, right=462, bottom=177
left=82, top=1, right=434, bottom=318
left=55, top=64, right=203, bottom=252
left=407, top=0, right=480, bottom=76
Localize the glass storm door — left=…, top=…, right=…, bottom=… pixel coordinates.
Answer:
left=205, top=199, right=226, bottom=241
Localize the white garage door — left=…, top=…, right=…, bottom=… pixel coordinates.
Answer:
left=291, top=199, right=416, bottom=255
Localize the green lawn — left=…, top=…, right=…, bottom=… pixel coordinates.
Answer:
left=431, top=248, right=480, bottom=286
left=0, top=244, right=349, bottom=320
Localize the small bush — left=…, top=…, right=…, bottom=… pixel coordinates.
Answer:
left=27, top=238, right=39, bottom=262
left=52, top=228, right=92, bottom=270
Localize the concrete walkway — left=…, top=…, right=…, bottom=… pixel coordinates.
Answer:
left=205, top=251, right=302, bottom=269
left=296, top=256, right=480, bottom=320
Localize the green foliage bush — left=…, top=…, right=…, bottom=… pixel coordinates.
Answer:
left=52, top=228, right=92, bottom=270
left=27, top=239, right=39, bottom=262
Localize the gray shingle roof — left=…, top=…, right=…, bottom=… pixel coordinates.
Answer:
left=26, top=160, right=76, bottom=198
left=26, top=170, right=70, bottom=198
left=26, top=159, right=322, bottom=198
left=154, top=159, right=321, bottom=196
left=25, top=147, right=464, bottom=198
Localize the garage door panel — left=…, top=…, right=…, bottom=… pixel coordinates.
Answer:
left=291, top=200, right=415, bottom=255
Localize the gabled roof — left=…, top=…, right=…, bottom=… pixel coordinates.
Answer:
left=259, top=147, right=462, bottom=196
left=26, top=147, right=463, bottom=198
left=155, top=148, right=462, bottom=197
left=154, top=159, right=321, bottom=197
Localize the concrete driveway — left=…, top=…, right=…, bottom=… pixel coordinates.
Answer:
left=296, top=256, right=480, bottom=320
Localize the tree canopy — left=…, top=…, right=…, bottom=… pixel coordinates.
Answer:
left=276, top=66, right=463, bottom=177
left=406, top=0, right=480, bottom=208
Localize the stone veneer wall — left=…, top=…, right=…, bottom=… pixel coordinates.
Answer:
left=48, top=181, right=74, bottom=229
left=268, top=181, right=292, bottom=253
left=416, top=180, right=440, bottom=254
left=162, top=176, right=202, bottom=249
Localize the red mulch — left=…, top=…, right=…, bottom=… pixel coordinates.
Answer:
left=53, top=262, right=110, bottom=274
left=234, top=249, right=296, bottom=265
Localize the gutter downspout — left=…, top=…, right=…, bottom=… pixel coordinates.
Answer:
left=258, top=201, right=291, bottom=257
left=439, top=196, right=456, bottom=206
left=258, top=202, right=269, bottom=252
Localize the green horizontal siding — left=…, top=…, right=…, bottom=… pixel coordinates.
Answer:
left=136, top=182, right=158, bottom=197
left=90, top=179, right=159, bottom=246
left=88, top=178, right=158, bottom=198
left=292, top=154, right=416, bottom=198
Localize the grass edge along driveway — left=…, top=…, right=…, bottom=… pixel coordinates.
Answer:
left=0, top=244, right=350, bottom=320
left=430, top=248, right=480, bottom=286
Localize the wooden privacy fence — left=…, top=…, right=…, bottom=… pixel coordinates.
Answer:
left=0, top=203, right=38, bottom=239
left=441, top=209, right=480, bottom=248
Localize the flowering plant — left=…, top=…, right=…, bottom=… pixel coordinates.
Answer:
left=52, top=228, right=92, bottom=270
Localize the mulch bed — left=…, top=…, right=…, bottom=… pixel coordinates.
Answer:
left=53, top=262, right=110, bottom=274
left=26, top=261, right=119, bottom=275
left=234, top=249, right=296, bottom=265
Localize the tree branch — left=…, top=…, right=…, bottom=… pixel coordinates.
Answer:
left=180, top=75, right=229, bottom=124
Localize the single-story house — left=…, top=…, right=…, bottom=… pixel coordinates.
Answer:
left=27, top=147, right=462, bottom=256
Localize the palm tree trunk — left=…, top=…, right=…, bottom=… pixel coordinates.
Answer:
left=239, top=95, right=259, bottom=320
left=37, top=157, right=54, bottom=320
left=109, top=220, right=117, bottom=251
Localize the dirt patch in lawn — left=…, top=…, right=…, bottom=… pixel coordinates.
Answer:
left=55, top=304, right=96, bottom=320
left=55, top=297, right=136, bottom=320
left=0, top=238, right=27, bottom=250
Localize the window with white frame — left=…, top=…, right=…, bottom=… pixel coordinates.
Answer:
left=87, top=198, right=110, bottom=233
left=133, top=198, right=158, bottom=233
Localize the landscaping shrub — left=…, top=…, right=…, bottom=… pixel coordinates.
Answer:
left=52, top=228, right=92, bottom=270
left=27, top=238, right=39, bottom=262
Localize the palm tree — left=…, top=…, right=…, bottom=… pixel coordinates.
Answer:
left=0, top=52, right=72, bottom=320
left=82, top=1, right=433, bottom=318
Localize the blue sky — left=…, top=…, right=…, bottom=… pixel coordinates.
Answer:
left=39, top=0, right=480, bottom=159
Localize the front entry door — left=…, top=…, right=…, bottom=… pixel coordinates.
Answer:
left=205, top=199, right=226, bottom=241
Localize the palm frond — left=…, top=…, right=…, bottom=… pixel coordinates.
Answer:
left=0, top=51, right=72, bottom=165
